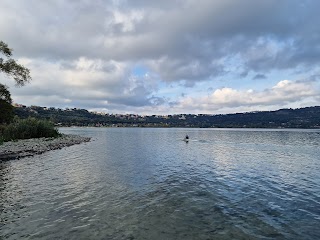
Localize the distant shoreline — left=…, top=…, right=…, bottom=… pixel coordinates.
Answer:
left=14, top=105, right=320, bottom=129
left=0, top=134, right=91, bottom=161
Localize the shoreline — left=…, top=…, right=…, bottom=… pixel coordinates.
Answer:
left=0, top=134, right=91, bottom=161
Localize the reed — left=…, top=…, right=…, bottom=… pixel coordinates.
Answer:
left=0, top=117, right=60, bottom=142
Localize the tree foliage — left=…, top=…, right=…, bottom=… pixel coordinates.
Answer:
left=0, top=84, right=13, bottom=124
left=0, top=41, right=32, bottom=86
left=13, top=105, right=320, bottom=128
left=0, top=100, right=14, bottom=124
left=0, top=40, right=32, bottom=124
left=0, top=83, right=12, bottom=103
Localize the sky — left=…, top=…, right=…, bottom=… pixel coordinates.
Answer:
left=1, top=0, right=320, bottom=115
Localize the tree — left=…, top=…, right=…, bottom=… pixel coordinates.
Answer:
left=0, top=41, right=31, bottom=86
left=0, top=83, right=12, bottom=103
left=0, top=84, right=13, bottom=123
left=0, top=40, right=31, bottom=124
left=0, top=100, right=13, bottom=124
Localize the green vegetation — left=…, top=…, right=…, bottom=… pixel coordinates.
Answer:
left=13, top=105, right=320, bottom=129
left=0, top=117, right=60, bottom=142
left=0, top=40, right=60, bottom=143
left=0, top=100, right=14, bottom=124
left=0, top=41, right=31, bottom=86
left=1, top=40, right=31, bottom=125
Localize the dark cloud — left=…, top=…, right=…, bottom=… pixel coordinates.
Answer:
left=2, top=0, right=320, bottom=75
left=253, top=74, right=267, bottom=80
left=1, top=0, right=320, bottom=113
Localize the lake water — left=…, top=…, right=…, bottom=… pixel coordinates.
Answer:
left=0, top=128, right=320, bottom=239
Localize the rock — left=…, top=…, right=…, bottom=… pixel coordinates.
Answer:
left=0, top=134, right=91, bottom=161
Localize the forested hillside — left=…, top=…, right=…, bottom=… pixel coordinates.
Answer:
left=14, top=105, right=320, bottom=128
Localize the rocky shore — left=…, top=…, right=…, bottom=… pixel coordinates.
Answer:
left=0, top=134, right=91, bottom=161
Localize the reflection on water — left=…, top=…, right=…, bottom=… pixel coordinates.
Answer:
left=0, top=128, right=320, bottom=239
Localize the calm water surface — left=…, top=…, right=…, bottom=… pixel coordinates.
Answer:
left=0, top=128, right=320, bottom=239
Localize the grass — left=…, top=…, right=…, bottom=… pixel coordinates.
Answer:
left=0, top=117, right=60, bottom=143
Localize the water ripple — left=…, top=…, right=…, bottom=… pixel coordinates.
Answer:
left=1, top=128, right=320, bottom=239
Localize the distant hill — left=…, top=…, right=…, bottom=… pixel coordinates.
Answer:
left=13, top=105, right=320, bottom=128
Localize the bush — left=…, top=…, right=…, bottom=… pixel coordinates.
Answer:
left=0, top=117, right=60, bottom=142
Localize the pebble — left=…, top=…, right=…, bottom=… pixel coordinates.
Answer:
left=0, top=134, right=91, bottom=161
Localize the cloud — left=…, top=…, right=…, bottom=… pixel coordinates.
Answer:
left=3, top=1, right=320, bottom=70
left=4, top=57, right=162, bottom=110
left=176, top=80, right=319, bottom=113
left=253, top=74, right=267, bottom=80
left=1, top=0, right=320, bottom=114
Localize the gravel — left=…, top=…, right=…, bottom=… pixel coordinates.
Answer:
left=0, top=134, right=91, bottom=161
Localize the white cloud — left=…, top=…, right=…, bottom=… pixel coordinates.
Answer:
left=176, top=80, right=319, bottom=113
left=1, top=0, right=320, bottom=114
left=4, top=57, right=160, bottom=109
left=111, top=9, right=144, bottom=33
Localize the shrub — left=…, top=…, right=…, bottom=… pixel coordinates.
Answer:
left=1, top=117, right=60, bottom=141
